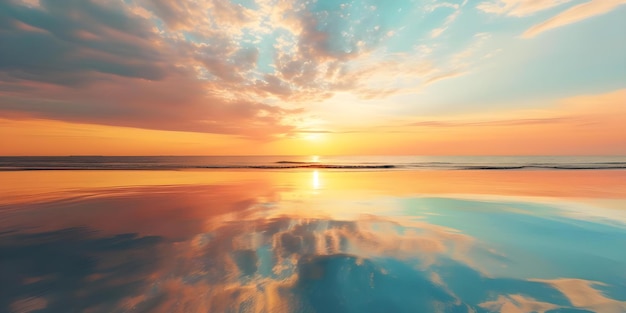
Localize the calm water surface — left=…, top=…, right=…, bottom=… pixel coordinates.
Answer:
left=1, top=169, right=625, bottom=313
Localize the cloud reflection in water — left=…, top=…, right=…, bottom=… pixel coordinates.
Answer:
left=1, top=173, right=625, bottom=313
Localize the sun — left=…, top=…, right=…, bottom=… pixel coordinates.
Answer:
left=304, top=133, right=324, bottom=141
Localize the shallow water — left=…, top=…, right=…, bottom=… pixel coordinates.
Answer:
left=1, top=170, right=625, bottom=313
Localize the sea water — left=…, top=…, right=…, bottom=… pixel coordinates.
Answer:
left=0, top=157, right=625, bottom=312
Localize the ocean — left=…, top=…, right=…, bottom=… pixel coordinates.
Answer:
left=1, top=155, right=626, bottom=170
left=1, top=156, right=625, bottom=312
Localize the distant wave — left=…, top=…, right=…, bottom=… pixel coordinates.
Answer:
left=265, top=164, right=395, bottom=169
left=2, top=164, right=626, bottom=171
left=455, top=164, right=626, bottom=170
left=1, top=156, right=625, bottom=171
left=0, top=164, right=398, bottom=171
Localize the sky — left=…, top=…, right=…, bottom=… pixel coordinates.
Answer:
left=0, top=0, right=625, bottom=155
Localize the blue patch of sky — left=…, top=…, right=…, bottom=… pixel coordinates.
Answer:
left=441, top=8, right=626, bottom=109
left=411, top=6, right=498, bottom=60
left=384, top=5, right=452, bottom=53
left=392, top=6, right=626, bottom=115
left=181, top=30, right=203, bottom=43
left=256, top=35, right=277, bottom=74
left=359, top=1, right=482, bottom=59
left=148, top=15, right=167, bottom=33
left=230, top=0, right=259, bottom=10
left=392, top=0, right=611, bottom=66
left=466, top=0, right=600, bottom=37
left=302, top=0, right=509, bottom=58
left=240, top=31, right=277, bottom=74
left=310, top=0, right=352, bottom=12
left=367, top=0, right=420, bottom=29
left=307, top=0, right=422, bottom=55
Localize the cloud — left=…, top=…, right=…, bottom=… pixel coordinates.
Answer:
left=426, top=2, right=460, bottom=12
left=407, top=117, right=580, bottom=128
left=0, top=0, right=520, bottom=139
left=0, top=0, right=172, bottom=85
left=0, top=0, right=303, bottom=139
left=0, top=73, right=298, bottom=139
left=522, top=0, right=626, bottom=38
left=401, top=89, right=626, bottom=134
left=329, top=31, right=492, bottom=100
left=430, top=4, right=464, bottom=39
left=137, top=0, right=257, bottom=31
left=477, top=0, right=626, bottom=38
left=477, top=0, right=572, bottom=16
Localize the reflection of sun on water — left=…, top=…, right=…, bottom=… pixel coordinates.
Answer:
left=312, top=170, right=321, bottom=190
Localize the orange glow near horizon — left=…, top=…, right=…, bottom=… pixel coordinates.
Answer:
left=1, top=90, right=625, bottom=156
left=1, top=0, right=625, bottom=157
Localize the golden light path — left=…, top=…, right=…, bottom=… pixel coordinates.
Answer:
left=312, top=170, right=321, bottom=190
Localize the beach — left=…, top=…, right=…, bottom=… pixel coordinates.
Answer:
left=1, top=165, right=625, bottom=313
left=2, top=0, right=625, bottom=311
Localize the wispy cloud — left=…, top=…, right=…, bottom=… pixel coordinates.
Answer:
left=429, top=1, right=466, bottom=39
left=477, top=0, right=572, bottom=17
left=407, top=117, right=579, bottom=128
left=477, top=0, right=626, bottom=38
left=523, top=0, right=626, bottom=38
left=405, top=89, right=626, bottom=129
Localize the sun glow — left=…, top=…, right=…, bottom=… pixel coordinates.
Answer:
left=312, top=170, right=321, bottom=190
left=304, top=133, right=324, bottom=141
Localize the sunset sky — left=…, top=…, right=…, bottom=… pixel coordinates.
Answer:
left=1, top=0, right=625, bottom=155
